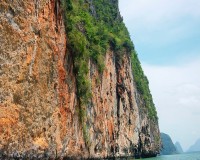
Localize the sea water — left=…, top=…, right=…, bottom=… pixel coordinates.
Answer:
left=141, top=151, right=200, bottom=160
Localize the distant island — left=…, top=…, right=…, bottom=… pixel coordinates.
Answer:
left=175, top=141, right=184, bottom=153
left=160, top=133, right=178, bottom=155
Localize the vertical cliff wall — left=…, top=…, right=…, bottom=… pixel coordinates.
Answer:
left=0, top=0, right=161, bottom=159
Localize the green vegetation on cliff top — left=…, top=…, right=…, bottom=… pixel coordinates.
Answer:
left=61, top=0, right=158, bottom=121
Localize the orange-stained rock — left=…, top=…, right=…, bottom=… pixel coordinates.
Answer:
left=0, top=0, right=85, bottom=158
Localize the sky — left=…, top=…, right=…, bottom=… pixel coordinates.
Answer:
left=119, top=0, right=200, bottom=151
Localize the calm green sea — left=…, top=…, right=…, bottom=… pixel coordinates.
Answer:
left=140, top=152, right=200, bottom=160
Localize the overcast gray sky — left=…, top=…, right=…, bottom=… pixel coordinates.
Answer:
left=119, top=0, right=200, bottom=151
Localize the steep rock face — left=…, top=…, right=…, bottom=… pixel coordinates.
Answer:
left=88, top=50, right=140, bottom=158
left=0, top=0, right=160, bottom=159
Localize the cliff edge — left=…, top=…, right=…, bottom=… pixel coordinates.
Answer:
left=0, top=0, right=160, bottom=159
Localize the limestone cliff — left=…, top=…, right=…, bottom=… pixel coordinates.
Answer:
left=0, top=0, right=161, bottom=159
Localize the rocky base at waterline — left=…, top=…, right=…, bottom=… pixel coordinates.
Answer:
left=0, top=154, right=157, bottom=160
left=0, top=146, right=159, bottom=160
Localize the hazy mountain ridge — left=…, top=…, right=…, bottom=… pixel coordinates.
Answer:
left=187, top=138, right=200, bottom=152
